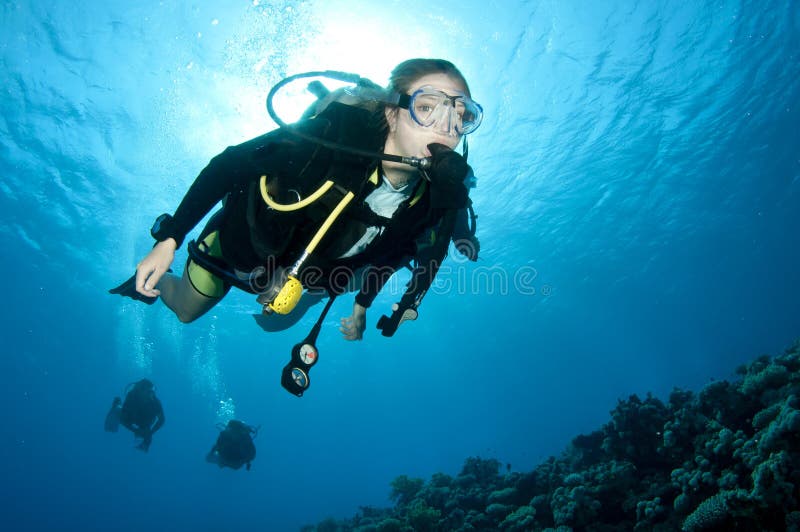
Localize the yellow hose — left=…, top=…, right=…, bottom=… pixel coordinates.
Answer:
left=259, top=175, right=356, bottom=315
left=306, top=191, right=355, bottom=254
left=259, top=175, right=335, bottom=211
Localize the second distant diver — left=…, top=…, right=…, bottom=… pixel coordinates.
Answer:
left=206, top=420, right=257, bottom=471
left=105, top=378, right=165, bottom=452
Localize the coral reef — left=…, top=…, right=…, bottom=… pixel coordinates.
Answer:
left=303, top=341, right=800, bottom=531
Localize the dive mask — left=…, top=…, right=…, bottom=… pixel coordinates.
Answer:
left=399, top=85, right=483, bottom=136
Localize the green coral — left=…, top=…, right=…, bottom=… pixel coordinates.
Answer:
left=757, top=400, right=800, bottom=455
left=429, top=473, right=452, bottom=488
left=405, top=500, right=440, bottom=532
left=741, top=363, right=790, bottom=397
left=750, top=450, right=795, bottom=506
left=752, top=403, right=782, bottom=430
left=499, top=505, right=536, bottom=531
left=551, top=485, right=601, bottom=527
left=487, top=487, right=518, bottom=505
left=389, top=475, right=424, bottom=507
left=682, top=492, right=729, bottom=531
left=459, top=456, right=501, bottom=487
left=374, top=518, right=404, bottom=532
left=308, top=341, right=800, bottom=532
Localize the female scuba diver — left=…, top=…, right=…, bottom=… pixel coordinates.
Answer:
left=111, top=58, right=482, bottom=346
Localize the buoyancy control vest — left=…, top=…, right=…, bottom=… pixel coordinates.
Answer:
left=215, top=101, right=453, bottom=317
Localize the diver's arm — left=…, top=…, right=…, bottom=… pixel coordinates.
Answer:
left=451, top=203, right=479, bottom=261
left=339, top=260, right=401, bottom=340
left=134, top=139, right=267, bottom=297
left=150, top=400, right=165, bottom=434
left=452, top=204, right=470, bottom=237
left=135, top=239, right=177, bottom=298
left=167, top=125, right=318, bottom=243
left=205, top=443, right=219, bottom=463
left=353, top=262, right=401, bottom=309
left=168, top=144, right=258, bottom=244
left=339, top=302, right=367, bottom=341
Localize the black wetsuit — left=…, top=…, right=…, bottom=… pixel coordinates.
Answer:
left=119, top=385, right=164, bottom=452
left=207, top=421, right=256, bottom=470
left=161, top=103, right=459, bottom=308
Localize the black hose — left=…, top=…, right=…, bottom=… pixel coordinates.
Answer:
left=265, top=71, right=431, bottom=170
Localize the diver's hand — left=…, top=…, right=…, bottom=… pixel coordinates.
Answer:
left=426, top=143, right=470, bottom=210
left=340, top=302, right=367, bottom=341
left=135, top=239, right=177, bottom=297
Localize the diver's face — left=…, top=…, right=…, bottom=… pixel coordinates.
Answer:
left=384, top=73, right=467, bottom=159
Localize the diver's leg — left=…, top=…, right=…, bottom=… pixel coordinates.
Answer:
left=104, top=398, right=122, bottom=432
left=157, top=267, right=227, bottom=323
left=119, top=414, right=135, bottom=433
left=206, top=444, right=220, bottom=464
left=137, top=430, right=153, bottom=452
left=157, top=224, right=232, bottom=323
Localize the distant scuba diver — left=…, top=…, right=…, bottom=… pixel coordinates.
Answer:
left=110, top=58, right=482, bottom=396
left=105, top=378, right=165, bottom=452
left=206, top=420, right=258, bottom=471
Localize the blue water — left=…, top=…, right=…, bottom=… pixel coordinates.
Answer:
left=1, top=1, right=798, bottom=530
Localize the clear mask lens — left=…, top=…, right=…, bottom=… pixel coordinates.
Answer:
left=408, top=86, right=483, bottom=135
